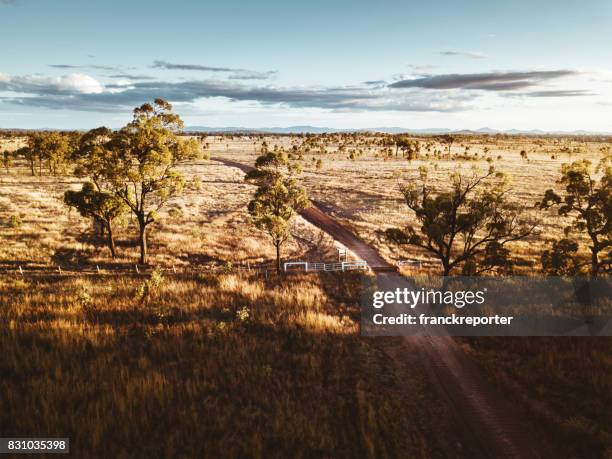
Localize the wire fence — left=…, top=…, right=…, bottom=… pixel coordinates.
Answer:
left=0, top=262, right=278, bottom=279
left=0, top=260, right=373, bottom=279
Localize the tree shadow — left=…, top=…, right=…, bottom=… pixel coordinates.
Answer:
left=178, top=253, right=226, bottom=266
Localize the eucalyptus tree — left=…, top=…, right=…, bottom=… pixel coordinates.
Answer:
left=70, top=100, right=203, bottom=264
left=385, top=167, right=537, bottom=276
left=107, top=99, right=203, bottom=264
left=64, top=182, right=127, bottom=258
left=245, top=151, right=309, bottom=272
left=538, top=158, right=611, bottom=276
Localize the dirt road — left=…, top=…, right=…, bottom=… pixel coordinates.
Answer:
left=214, top=156, right=544, bottom=458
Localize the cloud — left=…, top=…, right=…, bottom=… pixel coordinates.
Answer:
left=0, top=0, right=18, bottom=4
left=152, top=60, right=238, bottom=72
left=511, top=90, right=596, bottom=97
left=49, top=64, right=117, bottom=71
left=152, top=60, right=277, bottom=80
left=0, top=73, right=472, bottom=113
left=107, top=74, right=155, bottom=80
left=0, top=73, right=104, bottom=94
left=228, top=71, right=278, bottom=81
left=440, top=51, right=488, bottom=59
left=389, top=70, right=577, bottom=91
left=363, top=80, right=387, bottom=85
left=49, top=64, right=81, bottom=69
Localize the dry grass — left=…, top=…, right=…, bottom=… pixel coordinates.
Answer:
left=2, top=134, right=608, bottom=273
left=0, top=155, right=338, bottom=269
left=210, top=134, right=609, bottom=273
left=0, top=271, right=449, bottom=458
left=1, top=133, right=610, bottom=457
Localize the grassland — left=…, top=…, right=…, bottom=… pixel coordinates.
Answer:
left=208, top=134, right=609, bottom=274
left=0, top=271, right=467, bottom=458
left=1, top=132, right=610, bottom=457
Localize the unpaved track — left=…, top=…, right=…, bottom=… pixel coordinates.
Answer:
left=215, top=156, right=544, bottom=458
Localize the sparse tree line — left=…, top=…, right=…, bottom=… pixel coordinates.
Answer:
left=384, top=158, right=610, bottom=277
left=1, top=113, right=609, bottom=276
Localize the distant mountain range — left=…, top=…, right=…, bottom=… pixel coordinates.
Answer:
left=2, top=126, right=610, bottom=136
left=184, top=125, right=612, bottom=136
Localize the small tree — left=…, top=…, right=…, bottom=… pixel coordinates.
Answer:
left=245, top=151, right=309, bottom=272
left=438, top=134, right=456, bottom=157
left=2, top=150, right=12, bottom=173
left=538, top=159, right=611, bottom=277
left=64, top=182, right=127, bottom=257
left=385, top=167, right=536, bottom=275
left=541, top=238, right=582, bottom=276
left=20, top=134, right=42, bottom=176
left=107, top=99, right=203, bottom=264
left=44, top=132, right=73, bottom=175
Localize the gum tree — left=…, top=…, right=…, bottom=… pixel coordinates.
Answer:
left=71, top=101, right=204, bottom=264
left=108, top=99, right=203, bottom=264
left=385, top=166, right=537, bottom=276
left=64, top=182, right=127, bottom=258
left=245, top=151, right=309, bottom=272
left=538, top=158, right=611, bottom=277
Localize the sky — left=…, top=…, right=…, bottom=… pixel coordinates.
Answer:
left=0, top=0, right=611, bottom=131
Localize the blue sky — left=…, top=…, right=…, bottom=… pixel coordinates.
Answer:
left=1, top=0, right=611, bottom=130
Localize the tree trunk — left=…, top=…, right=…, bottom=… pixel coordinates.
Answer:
left=591, top=248, right=599, bottom=278
left=138, top=218, right=148, bottom=265
left=107, top=222, right=116, bottom=258
left=275, top=240, right=281, bottom=273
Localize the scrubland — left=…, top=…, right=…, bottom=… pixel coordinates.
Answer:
left=0, top=133, right=610, bottom=457
left=210, top=134, right=609, bottom=274
left=0, top=272, right=461, bottom=458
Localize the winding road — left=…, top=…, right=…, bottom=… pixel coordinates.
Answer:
left=214, top=156, right=543, bottom=458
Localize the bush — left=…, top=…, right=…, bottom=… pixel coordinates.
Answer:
left=9, top=214, right=22, bottom=229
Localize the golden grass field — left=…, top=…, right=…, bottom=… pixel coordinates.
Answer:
left=0, top=271, right=470, bottom=458
left=207, top=134, right=609, bottom=274
left=0, top=133, right=610, bottom=457
left=2, top=133, right=609, bottom=272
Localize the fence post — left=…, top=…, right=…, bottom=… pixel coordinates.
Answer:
left=172, top=264, right=177, bottom=274
left=135, top=264, right=139, bottom=274
left=96, top=265, right=101, bottom=274
left=58, top=265, right=62, bottom=275
left=19, top=266, right=23, bottom=276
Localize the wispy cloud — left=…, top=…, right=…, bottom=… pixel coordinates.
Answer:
left=49, top=64, right=81, bottom=69
left=440, top=51, right=488, bottom=59
left=152, top=60, right=237, bottom=72
left=389, top=70, right=577, bottom=91
left=49, top=64, right=117, bottom=71
left=0, top=68, right=592, bottom=114
left=0, top=72, right=472, bottom=113
left=107, top=74, right=155, bottom=80
left=152, top=60, right=277, bottom=80
left=510, top=90, right=595, bottom=97
left=228, top=71, right=278, bottom=80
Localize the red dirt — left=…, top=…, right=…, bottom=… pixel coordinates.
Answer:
left=215, top=156, right=545, bottom=458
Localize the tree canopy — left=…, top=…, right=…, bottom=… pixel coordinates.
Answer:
left=538, top=158, right=611, bottom=276
left=245, top=151, right=309, bottom=272
left=385, top=166, right=537, bottom=275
